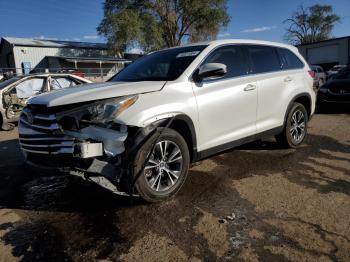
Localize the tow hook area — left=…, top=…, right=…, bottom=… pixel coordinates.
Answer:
left=76, top=143, right=103, bottom=158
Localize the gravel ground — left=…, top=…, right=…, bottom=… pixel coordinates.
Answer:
left=0, top=112, right=349, bottom=261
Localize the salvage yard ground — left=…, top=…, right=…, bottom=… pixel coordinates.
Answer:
left=0, top=112, right=349, bottom=261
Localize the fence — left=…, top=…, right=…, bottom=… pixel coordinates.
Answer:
left=0, top=67, right=120, bottom=82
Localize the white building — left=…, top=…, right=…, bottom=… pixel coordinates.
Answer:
left=0, top=37, right=131, bottom=81
left=297, top=36, right=350, bottom=70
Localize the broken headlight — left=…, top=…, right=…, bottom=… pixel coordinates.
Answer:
left=88, top=95, right=138, bottom=123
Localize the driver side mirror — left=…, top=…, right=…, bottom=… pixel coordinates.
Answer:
left=194, top=63, right=227, bottom=81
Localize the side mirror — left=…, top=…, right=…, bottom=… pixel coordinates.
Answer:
left=195, top=63, right=227, bottom=81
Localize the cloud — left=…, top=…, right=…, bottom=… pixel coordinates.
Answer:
left=241, top=26, right=277, bottom=33
left=33, top=35, right=58, bottom=40
left=83, top=35, right=99, bottom=40
left=218, top=32, right=232, bottom=38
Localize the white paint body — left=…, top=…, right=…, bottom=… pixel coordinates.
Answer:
left=28, top=39, right=316, bottom=153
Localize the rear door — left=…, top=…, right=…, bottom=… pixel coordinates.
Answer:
left=192, top=45, right=258, bottom=151
left=246, top=45, right=299, bottom=133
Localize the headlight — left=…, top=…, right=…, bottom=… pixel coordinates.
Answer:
left=88, top=95, right=138, bottom=123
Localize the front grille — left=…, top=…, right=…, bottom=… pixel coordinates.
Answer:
left=20, top=108, right=60, bottom=132
left=19, top=108, right=74, bottom=155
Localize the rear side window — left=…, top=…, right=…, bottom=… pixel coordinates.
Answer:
left=246, top=45, right=281, bottom=74
left=278, top=48, right=304, bottom=70
left=203, top=45, right=249, bottom=79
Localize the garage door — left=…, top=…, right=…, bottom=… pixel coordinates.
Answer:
left=307, top=45, right=339, bottom=64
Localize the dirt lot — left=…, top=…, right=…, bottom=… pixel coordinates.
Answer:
left=0, top=112, right=349, bottom=261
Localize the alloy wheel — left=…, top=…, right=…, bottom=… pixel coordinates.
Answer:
left=290, top=109, right=306, bottom=143
left=144, top=140, right=183, bottom=192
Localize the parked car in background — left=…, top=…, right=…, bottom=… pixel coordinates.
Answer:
left=318, top=66, right=350, bottom=110
left=310, top=65, right=326, bottom=89
left=0, top=73, right=92, bottom=130
left=327, top=65, right=347, bottom=78
left=19, top=39, right=315, bottom=202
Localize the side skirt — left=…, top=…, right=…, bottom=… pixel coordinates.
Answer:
left=193, top=126, right=283, bottom=162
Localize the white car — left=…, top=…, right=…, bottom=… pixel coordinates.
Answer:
left=310, top=65, right=326, bottom=89
left=0, top=73, right=91, bottom=130
left=19, top=40, right=315, bottom=202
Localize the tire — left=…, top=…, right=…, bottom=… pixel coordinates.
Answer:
left=275, top=102, right=308, bottom=148
left=133, top=128, right=190, bottom=203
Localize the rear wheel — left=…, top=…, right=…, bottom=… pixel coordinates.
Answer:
left=276, top=102, right=308, bottom=148
left=133, top=128, right=190, bottom=202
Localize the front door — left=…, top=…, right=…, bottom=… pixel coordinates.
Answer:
left=192, top=45, right=258, bottom=152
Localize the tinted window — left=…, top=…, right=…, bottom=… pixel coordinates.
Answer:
left=203, top=45, right=248, bottom=79
left=0, top=77, right=20, bottom=90
left=111, top=45, right=207, bottom=82
left=278, top=48, right=304, bottom=70
left=335, top=70, right=350, bottom=80
left=246, top=45, right=281, bottom=74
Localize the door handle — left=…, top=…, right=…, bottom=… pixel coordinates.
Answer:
left=244, top=84, right=256, bottom=91
left=284, top=76, right=292, bottom=82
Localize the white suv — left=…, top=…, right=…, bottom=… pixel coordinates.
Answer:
left=19, top=39, right=315, bottom=202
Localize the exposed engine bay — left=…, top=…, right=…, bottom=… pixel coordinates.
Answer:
left=3, top=91, right=27, bottom=119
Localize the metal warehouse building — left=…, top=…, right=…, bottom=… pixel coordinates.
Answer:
left=297, top=36, right=350, bottom=70
left=0, top=37, right=131, bottom=81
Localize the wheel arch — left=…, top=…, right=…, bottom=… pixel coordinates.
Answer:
left=151, top=114, right=198, bottom=162
left=284, top=93, right=312, bottom=125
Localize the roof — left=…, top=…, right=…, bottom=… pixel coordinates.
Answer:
left=2, top=37, right=107, bottom=49
left=48, top=55, right=131, bottom=63
left=296, top=36, right=350, bottom=47
left=180, top=39, right=298, bottom=51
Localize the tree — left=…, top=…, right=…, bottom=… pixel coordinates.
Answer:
left=284, top=4, right=340, bottom=45
left=97, top=0, right=230, bottom=53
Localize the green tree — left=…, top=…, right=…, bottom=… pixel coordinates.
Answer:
left=284, top=4, right=341, bottom=45
left=97, top=0, right=230, bottom=53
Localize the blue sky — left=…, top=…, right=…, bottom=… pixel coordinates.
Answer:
left=0, top=0, right=349, bottom=44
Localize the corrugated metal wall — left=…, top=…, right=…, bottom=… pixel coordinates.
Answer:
left=12, top=46, right=107, bottom=74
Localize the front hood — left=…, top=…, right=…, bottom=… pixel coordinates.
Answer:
left=324, top=80, right=350, bottom=95
left=28, top=81, right=166, bottom=107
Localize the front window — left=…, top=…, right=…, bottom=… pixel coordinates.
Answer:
left=110, top=45, right=207, bottom=82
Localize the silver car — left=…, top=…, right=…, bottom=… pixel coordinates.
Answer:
left=0, top=73, right=91, bottom=130
left=310, top=65, right=326, bottom=89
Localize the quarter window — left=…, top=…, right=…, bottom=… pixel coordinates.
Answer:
left=50, top=77, right=78, bottom=90
left=246, top=45, right=281, bottom=74
left=203, top=45, right=249, bottom=79
left=278, top=48, right=304, bottom=69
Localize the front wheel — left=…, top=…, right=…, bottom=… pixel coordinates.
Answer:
left=276, top=102, right=308, bottom=148
left=133, top=128, right=190, bottom=202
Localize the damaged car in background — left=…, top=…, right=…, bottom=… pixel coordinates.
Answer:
left=19, top=40, right=315, bottom=202
left=0, top=73, right=91, bottom=130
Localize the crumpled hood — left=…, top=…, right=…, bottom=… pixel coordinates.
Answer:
left=28, top=81, right=166, bottom=107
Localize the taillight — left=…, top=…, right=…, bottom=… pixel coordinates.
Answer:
left=308, top=70, right=316, bottom=78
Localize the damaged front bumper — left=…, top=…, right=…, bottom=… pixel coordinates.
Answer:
left=18, top=107, right=136, bottom=195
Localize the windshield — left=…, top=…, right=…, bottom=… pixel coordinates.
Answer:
left=110, top=45, right=207, bottom=82
left=0, top=77, right=20, bottom=90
